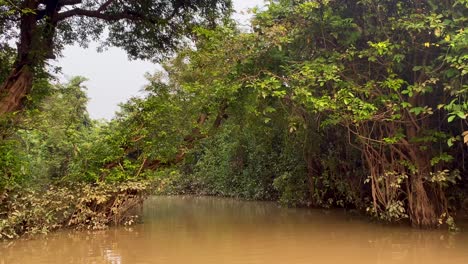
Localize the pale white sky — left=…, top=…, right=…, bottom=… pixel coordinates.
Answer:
left=56, top=0, right=265, bottom=120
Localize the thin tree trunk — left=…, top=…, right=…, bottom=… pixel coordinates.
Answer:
left=405, top=114, right=440, bottom=228
left=408, top=172, right=438, bottom=228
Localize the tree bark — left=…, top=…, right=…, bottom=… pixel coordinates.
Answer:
left=0, top=0, right=38, bottom=116
left=0, top=66, right=33, bottom=115
left=408, top=172, right=438, bottom=228
left=405, top=110, right=440, bottom=228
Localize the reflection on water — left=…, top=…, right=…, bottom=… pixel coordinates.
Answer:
left=1, top=196, right=468, bottom=264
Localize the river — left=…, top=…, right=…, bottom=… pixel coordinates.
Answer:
left=1, top=196, right=468, bottom=264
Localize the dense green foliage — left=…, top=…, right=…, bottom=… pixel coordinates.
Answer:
left=0, top=78, right=154, bottom=239
left=1, top=0, right=468, bottom=238
left=99, top=0, right=468, bottom=228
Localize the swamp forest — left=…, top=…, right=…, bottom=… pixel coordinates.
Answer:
left=0, top=0, right=468, bottom=263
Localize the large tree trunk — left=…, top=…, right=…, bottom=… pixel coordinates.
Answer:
left=0, top=66, right=33, bottom=115
left=0, top=0, right=38, bottom=116
left=0, top=0, right=60, bottom=116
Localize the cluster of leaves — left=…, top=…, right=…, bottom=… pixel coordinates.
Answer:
left=0, top=0, right=232, bottom=60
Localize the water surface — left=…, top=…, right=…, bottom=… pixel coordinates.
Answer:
left=1, top=196, right=468, bottom=264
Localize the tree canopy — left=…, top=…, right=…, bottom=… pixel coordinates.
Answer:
left=0, top=0, right=231, bottom=114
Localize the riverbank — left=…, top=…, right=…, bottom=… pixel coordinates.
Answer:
left=2, top=171, right=467, bottom=242
left=2, top=196, right=468, bottom=264
left=0, top=181, right=149, bottom=240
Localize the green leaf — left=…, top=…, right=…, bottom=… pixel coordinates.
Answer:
left=456, top=111, right=466, bottom=119
left=264, top=106, right=276, bottom=113
left=409, top=107, right=424, bottom=115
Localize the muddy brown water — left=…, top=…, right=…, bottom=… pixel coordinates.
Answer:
left=1, top=196, right=468, bottom=264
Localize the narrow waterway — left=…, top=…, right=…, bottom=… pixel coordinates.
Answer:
left=1, top=196, right=468, bottom=264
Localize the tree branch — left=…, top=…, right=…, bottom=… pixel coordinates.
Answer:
left=56, top=9, right=138, bottom=22
left=97, top=0, right=115, bottom=12
left=58, top=0, right=82, bottom=6
left=55, top=5, right=179, bottom=24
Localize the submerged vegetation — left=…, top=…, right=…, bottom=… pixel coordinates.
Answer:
left=1, top=0, right=468, bottom=238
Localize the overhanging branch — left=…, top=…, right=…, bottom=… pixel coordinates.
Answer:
left=55, top=2, right=180, bottom=24
left=56, top=9, right=137, bottom=21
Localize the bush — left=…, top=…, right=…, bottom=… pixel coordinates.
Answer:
left=273, top=172, right=310, bottom=207
left=0, top=181, right=150, bottom=240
